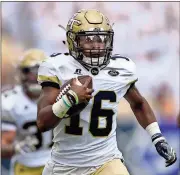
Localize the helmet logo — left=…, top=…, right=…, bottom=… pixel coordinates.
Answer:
left=67, top=13, right=81, bottom=30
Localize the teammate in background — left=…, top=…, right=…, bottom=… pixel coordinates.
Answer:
left=1, top=49, right=53, bottom=175
left=37, top=9, right=177, bottom=175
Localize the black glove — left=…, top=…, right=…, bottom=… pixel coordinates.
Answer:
left=152, top=133, right=177, bottom=167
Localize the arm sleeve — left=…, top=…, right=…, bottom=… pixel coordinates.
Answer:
left=1, top=93, right=17, bottom=131
left=1, top=109, right=17, bottom=132
left=120, top=59, right=138, bottom=97
left=2, top=123, right=17, bottom=131
left=124, top=59, right=138, bottom=86
left=37, top=60, right=62, bottom=88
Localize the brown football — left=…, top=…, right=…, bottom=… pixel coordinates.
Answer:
left=56, top=75, right=92, bottom=117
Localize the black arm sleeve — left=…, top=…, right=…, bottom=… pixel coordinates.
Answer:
left=41, top=82, right=60, bottom=89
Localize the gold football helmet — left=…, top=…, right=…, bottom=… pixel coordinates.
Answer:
left=66, top=9, right=114, bottom=73
left=19, top=49, right=47, bottom=96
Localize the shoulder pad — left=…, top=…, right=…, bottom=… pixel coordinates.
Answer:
left=2, top=85, right=15, bottom=93
left=2, top=87, right=18, bottom=98
left=111, top=54, right=130, bottom=61
left=50, top=52, right=70, bottom=57
left=2, top=86, right=22, bottom=111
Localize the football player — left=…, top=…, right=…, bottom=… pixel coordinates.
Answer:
left=37, top=9, right=177, bottom=175
left=1, top=49, right=53, bottom=175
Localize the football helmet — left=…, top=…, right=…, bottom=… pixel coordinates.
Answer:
left=66, top=9, right=114, bottom=72
left=18, top=49, right=47, bottom=96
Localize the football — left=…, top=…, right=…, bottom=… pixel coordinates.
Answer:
left=57, top=75, right=93, bottom=117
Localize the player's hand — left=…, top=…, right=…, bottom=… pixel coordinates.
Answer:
left=70, top=77, right=94, bottom=103
left=152, top=133, right=177, bottom=167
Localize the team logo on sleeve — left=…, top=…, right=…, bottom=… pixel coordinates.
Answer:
left=108, top=69, right=119, bottom=76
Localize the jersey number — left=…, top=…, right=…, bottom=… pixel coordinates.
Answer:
left=23, top=121, right=53, bottom=149
left=65, top=91, right=116, bottom=137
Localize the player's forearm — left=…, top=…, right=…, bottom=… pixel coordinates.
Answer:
left=37, top=90, right=79, bottom=132
left=131, top=98, right=177, bottom=167
left=37, top=105, right=61, bottom=132
left=1, top=144, right=15, bottom=158
left=130, top=97, right=157, bottom=129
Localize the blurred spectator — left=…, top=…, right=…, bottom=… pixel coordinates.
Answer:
left=153, top=83, right=177, bottom=120
left=2, top=35, right=23, bottom=85
left=164, top=3, right=179, bottom=33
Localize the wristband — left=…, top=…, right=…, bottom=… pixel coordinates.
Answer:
left=67, top=90, right=79, bottom=105
left=151, top=133, right=166, bottom=145
left=145, top=122, right=161, bottom=137
left=52, top=95, right=71, bottom=118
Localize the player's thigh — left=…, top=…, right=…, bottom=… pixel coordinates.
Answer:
left=92, top=159, right=130, bottom=175
left=14, top=162, right=44, bottom=175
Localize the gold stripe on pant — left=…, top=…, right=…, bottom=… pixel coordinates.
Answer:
left=14, top=163, right=44, bottom=175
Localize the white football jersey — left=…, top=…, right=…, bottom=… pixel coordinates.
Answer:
left=1, top=85, right=52, bottom=167
left=38, top=53, right=138, bottom=167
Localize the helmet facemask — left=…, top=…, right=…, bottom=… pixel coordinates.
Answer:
left=20, top=65, right=41, bottom=97
left=68, top=30, right=114, bottom=70
left=18, top=49, right=47, bottom=98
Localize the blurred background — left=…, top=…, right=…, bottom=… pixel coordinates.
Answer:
left=2, top=2, right=179, bottom=175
